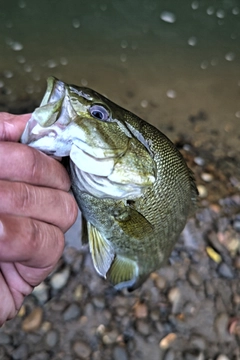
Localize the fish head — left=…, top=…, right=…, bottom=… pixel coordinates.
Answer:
left=21, top=77, right=156, bottom=199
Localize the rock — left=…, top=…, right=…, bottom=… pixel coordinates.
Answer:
left=93, top=296, right=105, bottom=309
left=133, top=301, right=148, bottom=318
left=45, top=330, right=59, bottom=347
left=168, top=287, right=182, bottom=314
left=184, top=352, right=204, bottom=360
left=73, top=341, right=91, bottom=358
left=216, top=355, right=230, bottom=360
left=218, top=263, right=234, bottom=279
left=0, top=332, right=12, bottom=344
left=12, top=343, right=28, bottom=360
left=63, top=303, right=81, bottom=321
left=136, top=320, right=150, bottom=335
left=22, top=307, right=43, bottom=332
left=74, top=284, right=83, bottom=300
left=214, top=313, right=231, bottom=341
left=159, top=333, right=177, bottom=349
left=164, top=349, right=175, bottom=360
left=188, top=269, right=203, bottom=287
left=28, top=351, right=51, bottom=360
left=113, top=346, right=129, bottom=360
left=50, top=266, right=70, bottom=290
left=189, top=335, right=206, bottom=351
left=102, top=330, right=119, bottom=344
left=201, top=172, right=213, bottom=182
left=32, top=282, right=49, bottom=304
left=197, top=185, right=208, bottom=198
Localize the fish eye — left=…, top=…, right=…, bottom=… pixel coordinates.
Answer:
left=89, top=104, right=109, bottom=121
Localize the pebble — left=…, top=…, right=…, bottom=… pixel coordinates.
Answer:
left=163, top=349, right=175, bottom=360
left=22, top=307, right=43, bottom=332
left=168, top=287, right=181, bottom=314
left=50, top=266, right=70, bottom=290
left=45, top=330, right=59, bottom=347
left=216, top=355, right=230, bottom=360
left=136, top=320, right=150, bottom=335
left=74, top=284, right=83, bottom=300
left=159, top=333, right=177, bottom=349
left=155, top=275, right=167, bottom=289
left=93, top=296, right=105, bottom=309
left=189, top=335, right=206, bottom=350
left=63, top=303, right=81, bottom=321
left=197, top=184, right=208, bottom=198
left=214, top=313, right=230, bottom=341
left=27, top=351, right=51, bottom=360
left=73, top=341, right=91, bottom=358
left=188, top=269, right=203, bottom=286
left=133, top=301, right=148, bottom=318
left=201, top=172, right=213, bottom=182
left=12, top=343, right=28, bottom=360
left=0, top=332, right=12, bottom=344
left=194, top=156, right=205, bottom=166
left=218, top=263, right=234, bottom=279
left=32, top=282, right=49, bottom=304
left=113, top=346, right=129, bottom=360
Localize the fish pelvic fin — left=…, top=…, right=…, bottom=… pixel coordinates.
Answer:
left=107, top=255, right=138, bottom=291
left=87, top=222, right=115, bottom=277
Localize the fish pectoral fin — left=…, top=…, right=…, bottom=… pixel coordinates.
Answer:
left=107, top=255, right=138, bottom=290
left=87, top=222, right=115, bottom=278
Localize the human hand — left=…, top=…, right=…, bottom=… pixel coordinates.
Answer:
left=0, top=112, right=78, bottom=325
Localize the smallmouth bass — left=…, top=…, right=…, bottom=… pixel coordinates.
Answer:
left=21, top=77, right=198, bottom=290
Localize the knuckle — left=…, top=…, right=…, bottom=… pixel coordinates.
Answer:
left=14, top=183, right=36, bottom=212
left=63, top=195, right=78, bottom=231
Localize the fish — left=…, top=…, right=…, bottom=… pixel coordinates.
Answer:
left=21, top=76, right=198, bottom=291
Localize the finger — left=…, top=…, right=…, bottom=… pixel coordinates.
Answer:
left=0, top=112, right=31, bottom=142
left=0, top=262, right=33, bottom=312
left=0, top=214, right=65, bottom=269
left=0, top=180, right=78, bottom=232
left=0, top=270, right=18, bottom=324
left=0, top=142, right=71, bottom=191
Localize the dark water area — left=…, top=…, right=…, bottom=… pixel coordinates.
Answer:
left=1, top=2, right=240, bottom=359
left=0, top=0, right=240, bottom=150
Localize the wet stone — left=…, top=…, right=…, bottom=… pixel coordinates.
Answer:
left=164, top=349, right=176, bottom=360
left=113, top=346, right=129, bottom=360
left=188, top=269, right=203, bottom=286
left=27, top=351, right=51, bottom=360
left=93, top=296, right=105, bottom=309
left=50, top=266, right=70, bottom=290
left=184, top=352, right=204, bottom=360
left=0, top=332, right=12, bottom=344
left=12, top=343, right=28, bottom=360
left=216, top=355, right=230, bottom=360
left=22, top=307, right=43, bottom=332
left=218, top=263, right=234, bottom=279
left=136, top=320, right=150, bottom=335
left=189, top=335, right=206, bottom=351
left=73, top=341, right=91, bottom=358
left=45, top=330, right=59, bottom=347
left=215, top=313, right=230, bottom=341
left=32, top=282, right=49, bottom=304
left=63, top=303, right=81, bottom=321
left=168, top=287, right=182, bottom=314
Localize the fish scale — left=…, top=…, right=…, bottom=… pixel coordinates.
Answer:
left=21, top=76, right=198, bottom=290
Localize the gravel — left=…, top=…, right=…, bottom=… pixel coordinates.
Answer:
left=1, top=134, right=240, bottom=359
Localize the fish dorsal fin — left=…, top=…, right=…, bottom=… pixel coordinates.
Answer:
left=87, top=222, right=115, bottom=278
left=107, top=255, right=138, bottom=290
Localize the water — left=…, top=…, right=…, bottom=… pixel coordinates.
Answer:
left=0, top=0, right=240, bottom=150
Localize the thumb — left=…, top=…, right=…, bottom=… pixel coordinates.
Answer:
left=0, top=113, right=31, bottom=142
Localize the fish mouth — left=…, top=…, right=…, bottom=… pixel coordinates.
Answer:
left=40, top=76, right=66, bottom=107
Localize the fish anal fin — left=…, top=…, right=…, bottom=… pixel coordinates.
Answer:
left=107, top=255, right=138, bottom=290
left=87, top=222, right=115, bottom=278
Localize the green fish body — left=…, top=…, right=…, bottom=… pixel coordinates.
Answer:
left=21, top=77, right=198, bottom=290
